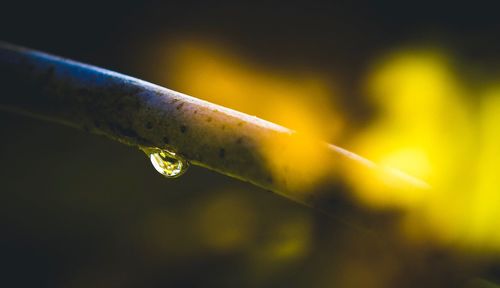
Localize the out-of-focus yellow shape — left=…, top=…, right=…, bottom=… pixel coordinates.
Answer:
left=163, top=38, right=500, bottom=252
left=347, top=50, right=472, bottom=209
left=468, top=87, right=500, bottom=251
left=166, top=40, right=340, bottom=135
left=166, top=38, right=342, bottom=193
left=263, top=216, right=311, bottom=261
left=350, top=48, right=500, bottom=252
left=196, top=191, right=257, bottom=251
left=250, top=215, right=312, bottom=265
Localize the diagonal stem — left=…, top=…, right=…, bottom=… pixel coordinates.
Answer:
left=0, top=42, right=429, bottom=213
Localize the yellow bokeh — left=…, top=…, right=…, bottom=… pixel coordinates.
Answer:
left=260, top=216, right=312, bottom=261
left=162, top=38, right=500, bottom=253
left=468, top=87, right=500, bottom=251
left=351, top=49, right=500, bottom=252
left=165, top=38, right=342, bottom=193
left=165, top=39, right=340, bottom=137
left=196, top=191, right=257, bottom=251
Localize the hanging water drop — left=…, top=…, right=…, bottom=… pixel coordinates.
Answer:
left=141, top=147, right=189, bottom=178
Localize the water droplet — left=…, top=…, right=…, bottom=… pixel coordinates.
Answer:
left=141, top=147, right=189, bottom=178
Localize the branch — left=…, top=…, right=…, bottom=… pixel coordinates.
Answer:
left=0, top=42, right=428, bottom=213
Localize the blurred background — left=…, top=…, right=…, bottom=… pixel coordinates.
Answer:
left=1, top=1, right=500, bottom=287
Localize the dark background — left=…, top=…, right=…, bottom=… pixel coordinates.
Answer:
left=1, top=1, right=500, bottom=287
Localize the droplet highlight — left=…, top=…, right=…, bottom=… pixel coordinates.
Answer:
left=141, top=147, right=189, bottom=178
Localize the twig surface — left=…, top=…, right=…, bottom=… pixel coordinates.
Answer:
left=0, top=42, right=428, bottom=210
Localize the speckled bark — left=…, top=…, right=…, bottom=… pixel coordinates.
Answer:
left=0, top=42, right=428, bottom=211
